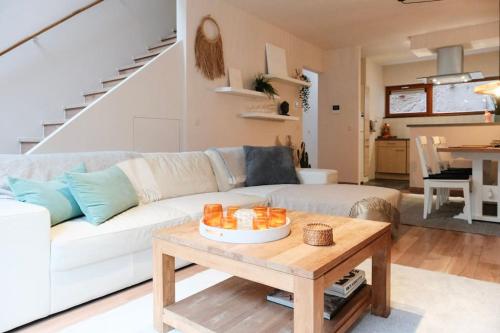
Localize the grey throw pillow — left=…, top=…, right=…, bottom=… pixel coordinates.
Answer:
left=243, top=146, right=299, bottom=186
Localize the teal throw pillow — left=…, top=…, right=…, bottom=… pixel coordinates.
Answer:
left=7, top=163, right=86, bottom=226
left=65, top=166, right=138, bottom=225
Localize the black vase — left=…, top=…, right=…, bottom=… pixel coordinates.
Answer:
left=279, top=101, right=290, bottom=116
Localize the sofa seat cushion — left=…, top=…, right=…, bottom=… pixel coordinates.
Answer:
left=157, top=192, right=268, bottom=219
left=268, top=184, right=401, bottom=216
left=229, top=185, right=292, bottom=198
left=50, top=203, right=189, bottom=271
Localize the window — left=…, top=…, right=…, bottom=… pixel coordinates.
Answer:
left=433, top=80, right=497, bottom=114
left=385, top=77, right=499, bottom=118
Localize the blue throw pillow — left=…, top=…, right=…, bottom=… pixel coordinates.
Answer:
left=7, top=164, right=87, bottom=226
left=65, top=166, right=138, bottom=225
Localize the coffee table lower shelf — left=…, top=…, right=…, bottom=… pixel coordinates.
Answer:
left=163, top=277, right=372, bottom=333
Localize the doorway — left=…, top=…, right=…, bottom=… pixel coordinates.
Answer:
left=302, top=69, right=319, bottom=168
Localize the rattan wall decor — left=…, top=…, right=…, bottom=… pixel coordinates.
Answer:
left=194, top=15, right=225, bottom=80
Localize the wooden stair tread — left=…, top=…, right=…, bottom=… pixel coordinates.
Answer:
left=118, top=60, right=148, bottom=71
left=83, top=88, right=108, bottom=97
left=18, top=137, right=42, bottom=143
left=64, top=104, right=88, bottom=111
left=42, top=120, right=65, bottom=126
left=101, top=74, right=128, bottom=84
left=161, top=33, right=177, bottom=42
left=134, top=50, right=161, bottom=62
left=148, top=40, right=175, bottom=51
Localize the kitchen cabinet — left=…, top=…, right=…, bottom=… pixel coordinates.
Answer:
left=376, top=139, right=409, bottom=178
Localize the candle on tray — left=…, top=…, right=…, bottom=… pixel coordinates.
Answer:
left=253, top=206, right=269, bottom=218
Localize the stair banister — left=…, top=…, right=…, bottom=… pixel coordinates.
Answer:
left=0, top=0, right=104, bottom=57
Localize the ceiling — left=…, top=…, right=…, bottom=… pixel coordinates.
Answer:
left=227, top=0, right=500, bottom=64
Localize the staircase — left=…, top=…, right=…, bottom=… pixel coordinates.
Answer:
left=18, top=33, right=177, bottom=154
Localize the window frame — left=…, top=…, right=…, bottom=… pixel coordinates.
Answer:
left=384, top=76, right=500, bottom=119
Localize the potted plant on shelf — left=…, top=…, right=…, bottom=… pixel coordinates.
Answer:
left=254, top=74, right=278, bottom=99
left=295, top=69, right=311, bottom=112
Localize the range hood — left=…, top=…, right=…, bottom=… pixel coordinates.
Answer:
left=418, top=45, right=483, bottom=84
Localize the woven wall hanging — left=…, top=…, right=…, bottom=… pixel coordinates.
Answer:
left=194, top=15, right=225, bottom=80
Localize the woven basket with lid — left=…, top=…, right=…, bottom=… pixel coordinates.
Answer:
left=303, top=223, right=333, bottom=246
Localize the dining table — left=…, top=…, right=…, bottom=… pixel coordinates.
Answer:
left=437, top=146, right=500, bottom=223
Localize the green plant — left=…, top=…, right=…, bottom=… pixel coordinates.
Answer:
left=298, top=74, right=311, bottom=112
left=254, top=74, right=278, bottom=98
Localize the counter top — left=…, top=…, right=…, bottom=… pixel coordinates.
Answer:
left=375, top=137, right=409, bottom=141
left=407, top=123, right=500, bottom=128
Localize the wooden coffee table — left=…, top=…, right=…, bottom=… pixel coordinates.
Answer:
left=153, top=211, right=391, bottom=333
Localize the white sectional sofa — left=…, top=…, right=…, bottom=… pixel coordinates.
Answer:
left=0, top=148, right=399, bottom=332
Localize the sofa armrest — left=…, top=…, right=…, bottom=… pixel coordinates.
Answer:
left=0, top=200, right=51, bottom=331
left=296, top=168, right=338, bottom=185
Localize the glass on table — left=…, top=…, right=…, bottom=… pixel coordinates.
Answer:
left=253, top=206, right=269, bottom=218
left=226, top=206, right=240, bottom=218
left=269, top=208, right=287, bottom=227
left=252, top=217, right=268, bottom=230
left=203, top=204, right=222, bottom=227
left=221, top=217, right=237, bottom=229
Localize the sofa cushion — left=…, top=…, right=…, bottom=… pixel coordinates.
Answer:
left=243, top=146, right=299, bottom=186
left=7, top=164, right=86, bottom=226
left=268, top=184, right=401, bottom=216
left=116, top=158, right=162, bottom=204
left=50, top=203, right=189, bottom=271
left=156, top=192, right=268, bottom=219
left=205, top=147, right=246, bottom=191
left=229, top=185, right=292, bottom=198
left=65, top=166, right=139, bottom=225
left=0, top=151, right=141, bottom=199
left=143, top=152, right=218, bottom=199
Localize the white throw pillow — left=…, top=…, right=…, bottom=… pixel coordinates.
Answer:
left=205, top=147, right=246, bottom=191
left=143, top=152, right=218, bottom=199
left=116, top=158, right=162, bottom=204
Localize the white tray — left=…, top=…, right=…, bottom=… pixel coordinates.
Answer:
left=199, top=217, right=291, bottom=244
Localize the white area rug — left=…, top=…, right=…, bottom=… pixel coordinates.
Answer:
left=58, top=262, right=500, bottom=333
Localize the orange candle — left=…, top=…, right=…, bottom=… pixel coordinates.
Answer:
left=253, top=206, right=269, bottom=218
left=204, top=204, right=222, bottom=227
left=253, top=217, right=268, bottom=230
left=221, top=217, right=237, bottom=229
left=226, top=206, right=240, bottom=218
left=269, top=208, right=287, bottom=227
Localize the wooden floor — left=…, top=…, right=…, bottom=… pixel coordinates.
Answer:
left=13, top=225, right=500, bottom=333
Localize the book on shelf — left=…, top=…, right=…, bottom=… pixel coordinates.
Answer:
left=325, top=269, right=366, bottom=298
left=266, top=282, right=367, bottom=320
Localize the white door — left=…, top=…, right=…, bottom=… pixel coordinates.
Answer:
left=302, top=69, right=318, bottom=168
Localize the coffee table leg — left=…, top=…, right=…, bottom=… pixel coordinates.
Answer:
left=371, top=232, right=391, bottom=317
left=153, top=241, right=175, bottom=333
left=294, top=276, right=324, bottom=333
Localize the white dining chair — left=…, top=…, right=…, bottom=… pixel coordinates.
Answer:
left=415, top=136, right=472, bottom=224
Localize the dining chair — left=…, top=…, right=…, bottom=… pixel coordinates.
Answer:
left=430, top=136, right=472, bottom=175
left=415, top=136, right=472, bottom=224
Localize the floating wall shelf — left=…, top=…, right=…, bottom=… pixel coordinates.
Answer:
left=214, top=87, right=279, bottom=99
left=263, top=74, right=311, bottom=87
left=240, top=112, right=299, bottom=121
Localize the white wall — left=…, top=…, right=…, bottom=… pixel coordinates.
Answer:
left=179, top=0, right=324, bottom=152
left=31, top=42, right=184, bottom=154
left=0, top=0, right=175, bottom=153
left=319, top=47, right=362, bottom=184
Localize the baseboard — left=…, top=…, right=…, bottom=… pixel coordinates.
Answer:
left=409, top=187, right=464, bottom=197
